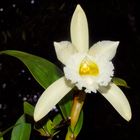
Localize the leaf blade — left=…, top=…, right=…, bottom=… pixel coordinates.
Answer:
left=0, top=50, right=63, bottom=89
left=23, top=101, right=34, bottom=117
left=11, top=115, right=31, bottom=140
left=112, top=77, right=130, bottom=88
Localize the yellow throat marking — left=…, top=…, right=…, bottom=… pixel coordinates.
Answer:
left=79, top=57, right=99, bottom=76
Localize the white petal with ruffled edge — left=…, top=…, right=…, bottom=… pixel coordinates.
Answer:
left=64, top=53, right=114, bottom=93
left=88, top=41, right=119, bottom=61
left=98, top=83, right=132, bottom=121
left=70, top=4, right=89, bottom=53
left=54, top=41, right=77, bottom=65
left=34, top=77, right=73, bottom=122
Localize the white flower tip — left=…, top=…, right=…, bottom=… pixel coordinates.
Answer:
left=71, top=4, right=89, bottom=52
left=53, top=41, right=60, bottom=49
left=34, top=112, right=40, bottom=122
left=124, top=109, right=132, bottom=122
left=75, top=4, right=82, bottom=11
left=53, top=41, right=57, bottom=45
left=33, top=103, right=50, bottom=122
left=54, top=41, right=60, bottom=53
left=54, top=41, right=58, bottom=46
left=102, top=40, right=120, bottom=48
left=74, top=4, right=86, bottom=24
left=113, top=41, right=120, bottom=48
left=33, top=108, right=44, bottom=122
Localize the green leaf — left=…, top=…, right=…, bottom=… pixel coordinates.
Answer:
left=0, top=136, right=4, bottom=140
left=58, top=91, right=73, bottom=119
left=112, top=77, right=130, bottom=88
left=11, top=115, right=31, bottom=140
left=23, top=101, right=34, bottom=117
left=40, top=114, right=63, bottom=137
left=0, top=50, right=72, bottom=125
left=0, top=50, right=63, bottom=89
left=73, top=110, right=83, bottom=137
left=46, top=119, right=54, bottom=135
left=40, top=119, right=54, bottom=136
left=53, top=114, right=63, bottom=126
left=34, top=126, right=48, bottom=137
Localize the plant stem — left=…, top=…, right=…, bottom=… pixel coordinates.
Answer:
left=65, top=129, right=75, bottom=140
left=65, top=90, right=86, bottom=140
left=70, top=90, right=86, bottom=130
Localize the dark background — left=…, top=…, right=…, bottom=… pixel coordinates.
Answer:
left=0, top=0, right=140, bottom=140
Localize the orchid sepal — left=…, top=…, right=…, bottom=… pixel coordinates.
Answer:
left=34, top=77, right=73, bottom=122
left=98, top=83, right=132, bottom=121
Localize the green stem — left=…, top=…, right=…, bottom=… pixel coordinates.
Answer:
left=70, top=91, right=86, bottom=131
left=65, top=90, right=86, bottom=140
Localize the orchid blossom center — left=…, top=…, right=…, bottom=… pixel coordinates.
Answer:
left=79, top=57, right=99, bottom=76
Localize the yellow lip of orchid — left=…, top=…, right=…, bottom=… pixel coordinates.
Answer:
left=34, top=4, right=132, bottom=122
left=79, top=57, right=99, bottom=76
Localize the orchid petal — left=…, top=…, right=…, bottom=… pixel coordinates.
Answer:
left=34, top=77, right=73, bottom=122
left=70, top=4, right=89, bottom=53
left=98, top=83, right=132, bottom=121
left=89, top=41, right=119, bottom=60
left=54, top=41, right=77, bottom=65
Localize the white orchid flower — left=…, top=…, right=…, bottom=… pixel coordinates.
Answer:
left=34, top=4, right=132, bottom=122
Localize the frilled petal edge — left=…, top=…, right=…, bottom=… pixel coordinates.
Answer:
left=98, top=83, right=132, bottom=121
left=34, top=77, right=73, bottom=122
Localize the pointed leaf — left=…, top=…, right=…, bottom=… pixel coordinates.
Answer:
left=24, top=101, right=34, bottom=117
left=0, top=50, right=63, bottom=89
left=73, top=110, right=83, bottom=137
left=11, top=115, right=31, bottom=140
left=58, top=90, right=73, bottom=119
left=53, top=114, right=63, bottom=126
left=112, top=77, right=130, bottom=88
left=46, top=119, right=54, bottom=135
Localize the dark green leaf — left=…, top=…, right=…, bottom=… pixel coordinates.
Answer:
left=112, top=77, right=130, bottom=88
left=11, top=115, right=31, bottom=140
left=58, top=91, right=73, bottom=119
left=0, top=50, right=63, bottom=89
left=23, top=101, right=34, bottom=117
